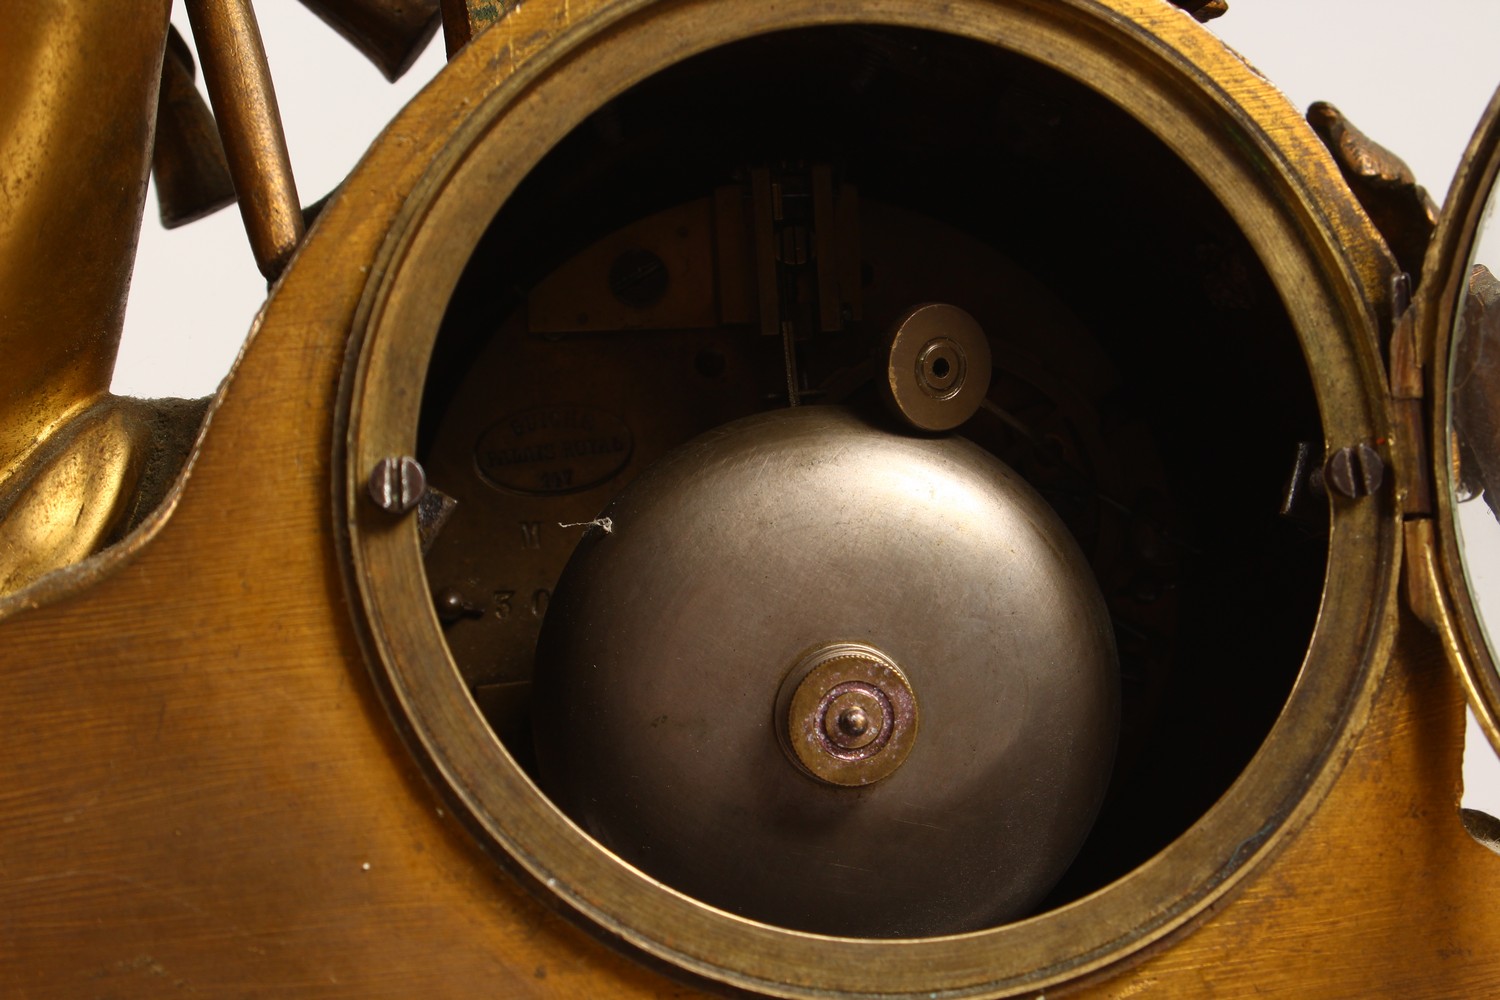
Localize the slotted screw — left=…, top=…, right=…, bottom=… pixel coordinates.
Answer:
left=368, top=455, right=426, bottom=514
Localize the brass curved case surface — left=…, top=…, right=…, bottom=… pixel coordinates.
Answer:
left=17, top=1, right=1500, bottom=998
left=337, top=0, right=1401, bottom=995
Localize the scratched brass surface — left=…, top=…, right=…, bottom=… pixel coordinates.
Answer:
left=0, top=1, right=171, bottom=593
left=184, top=0, right=303, bottom=279
left=3, top=0, right=1499, bottom=997
left=439, top=0, right=514, bottom=56
left=0, top=399, right=145, bottom=595
left=1307, top=101, right=1440, bottom=282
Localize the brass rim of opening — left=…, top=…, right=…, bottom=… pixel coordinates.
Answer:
left=337, top=0, right=1399, bottom=996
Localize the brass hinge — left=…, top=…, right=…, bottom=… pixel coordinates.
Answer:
left=1388, top=272, right=1444, bottom=629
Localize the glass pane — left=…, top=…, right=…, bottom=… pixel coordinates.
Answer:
left=1450, top=197, right=1500, bottom=655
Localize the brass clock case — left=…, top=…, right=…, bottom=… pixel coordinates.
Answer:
left=338, top=0, right=1399, bottom=995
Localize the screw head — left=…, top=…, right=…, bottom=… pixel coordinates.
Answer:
left=837, top=706, right=869, bottom=737
left=434, top=586, right=478, bottom=624
left=1323, top=443, right=1384, bottom=499
left=822, top=688, right=885, bottom=750
left=368, top=456, right=426, bottom=514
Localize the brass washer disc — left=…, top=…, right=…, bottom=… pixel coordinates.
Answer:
left=779, top=643, right=919, bottom=786
left=882, top=303, right=992, bottom=432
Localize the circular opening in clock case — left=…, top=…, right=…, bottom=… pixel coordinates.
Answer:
left=338, top=2, right=1398, bottom=995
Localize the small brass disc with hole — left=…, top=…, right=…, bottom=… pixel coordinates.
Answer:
left=882, top=303, right=993, bottom=432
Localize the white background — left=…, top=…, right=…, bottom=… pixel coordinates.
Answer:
left=115, top=1, right=1500, bottom=810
